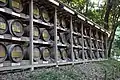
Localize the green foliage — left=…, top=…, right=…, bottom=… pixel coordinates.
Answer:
left=97, top=59, right=120, bottom=79
left=59, top=0, right=106, bottom=26
left=26, top=59, right=120, bottom=80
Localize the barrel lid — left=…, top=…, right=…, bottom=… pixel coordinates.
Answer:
left=73, top=49, right=79, bottom=59
left=0, top=0, right=8, bottom=7
left=33, top=25, right=40, bottom=40
left=33, top=3, right=41, bottom=19
left=42, top=9, right=50, bottom=22
left=57, top=18, right=61, bottom=27
left=33, top=47, right=41, bottom=62
left=0, top=14, right=8, bottom=34
left=10, top=0, right=23, bottom=13
left=57, top=49, right=61, bottom=59
left=8, top=44, right=23, bottom=63
left=73, top=36, right=78, bottom=45
left=41, top=29, right=50, bottom=42
left=10, top=20, right=24, bottom=37
left=41, top=47, right=50, bottom=61
left=60, top=48, right=68, bottom=60
left=61, top=18, right=66, bottom=28
left=59, top=32, right=67, bottom=44
left=0, top=43, right=7, bottom=63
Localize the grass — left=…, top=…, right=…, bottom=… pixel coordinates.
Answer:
left=1, top=59, right=120, bottom=80
left=29, top=59, right=120, bottom=80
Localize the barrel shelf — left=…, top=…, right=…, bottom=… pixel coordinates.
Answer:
left=32, top=60, right=56, bottom=65
left=57, top=27, right=68, bottom=32
left=72, top=32, right=81, bottom=36
left=0, top=62, right=57, bottom=71
left=0, top=7, right=29, bottom=19
left=73, top=45, right=82, bottom=49
left=91, top=37, right=96, bottom=40
left=83, top=35, right=90, bottom=38
left=33, top=40, right=53, bottom=45
left=58, top=62, right=73, bottom=66
left=73, top=60, right=86, bottom=64
left=57, top=43, right=68, bottom=47
left=1, top=60, right=30, bottom=67
left=91, top=48, right=97, bottom=50
left=0, top=64, right=31, bottom=72
left=97, top=39, right=102, bottom=42
left=98, top=49, right=104, bottom=51
left=0, top=34, right=29, bottom=42
left=84, top=47, right=90, bottom=50
left=33, top=63, right=56, bottom=68
left=33, top=19, right=54, bottom=27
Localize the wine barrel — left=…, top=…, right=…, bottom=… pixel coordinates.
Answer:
left=58, top=49, right=62, bottom=60
left=33, top=47, right=41, bottom=62
left=24, top=46, right=41, bottom=62
left=0, top=0, right=8, bottom=7
left=73, top=36, right=79, bottom=45
left=84, top=39, right=88, bottom=47
left=99, top=51, right=104, bottom=58
left=0, top=43, right=7, bottom=63
left=86, top=50, right=92, bottom=59
left=73, top=49, right=79, bottom=59
left=9, top=0, right=23, bottom=13
left=41, top=8, right=50, bottom=22
left=57, top=18, right=61, bottom=27
left=93, top=51, right=98, bottom=59
left=73, top=23, right=78, bottom=32
left=57, top=34, right=60, bottom=43
left=0, top=14, right=8, bottom=34
left=8, top=20, right=24, bottom=37
left=24, top=25, right=40, bottom=40
left=65, top=33, right=70, bottom=44
left=78, top=37, right=82, bottom=46
left=74, top=27, right=78, bottom=32
left=40, top=28, right=50, bottom=42
left=59, top=32, right=67, bottom=44
left=33, top=25, right=40, bottom=40
left=91, top=51, right=95, bottom=59
left=79, top=50, right=83, bottom=59
left=59, top=48, right=68, bottom=60
left=61, top=18, right=66, bottom=28
left=7, top=44, right=24, bottom=63
left=50, top=48, right=62, bottom=60
left=33, top=3, right=41, bottom=19
left=83, top=28, right=87, bottom=35
left=84, top=50, right=88, bottom=59
left=40, top=47, right=50, bottom=61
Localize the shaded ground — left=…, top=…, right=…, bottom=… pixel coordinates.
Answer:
left=0, top=59, right=120, bottom=80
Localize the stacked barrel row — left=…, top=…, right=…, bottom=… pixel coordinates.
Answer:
left=72, top=21, right=83, bottom=61
left=0, top=0, right=24, bottom=64
left=72, top=21, right=107, bottom=60
left=0, top=0, right=56, bottom=64
left=56, top=15, right=72, bottom=62
left=0, top=0, right=108, bottom=68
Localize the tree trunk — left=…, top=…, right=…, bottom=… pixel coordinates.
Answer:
left=104, top=0, right=113, bottom=30
left=108, top=25, right=118, bottom=57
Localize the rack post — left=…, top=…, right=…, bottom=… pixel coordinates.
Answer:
left=70, top=16, right=74, bottom=65
left=96, top=30, right=99, bottom=59
left=101, top=33, right=104, bottom=58
left=81, top=22, right=85, bottom=60
left=105, top=34, right=108, bottom=59
left=54, top=7, right=58, bottom=67
left=90, top=26, right=92, bottom=59
left=29, top=0, right=34, bottom=71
